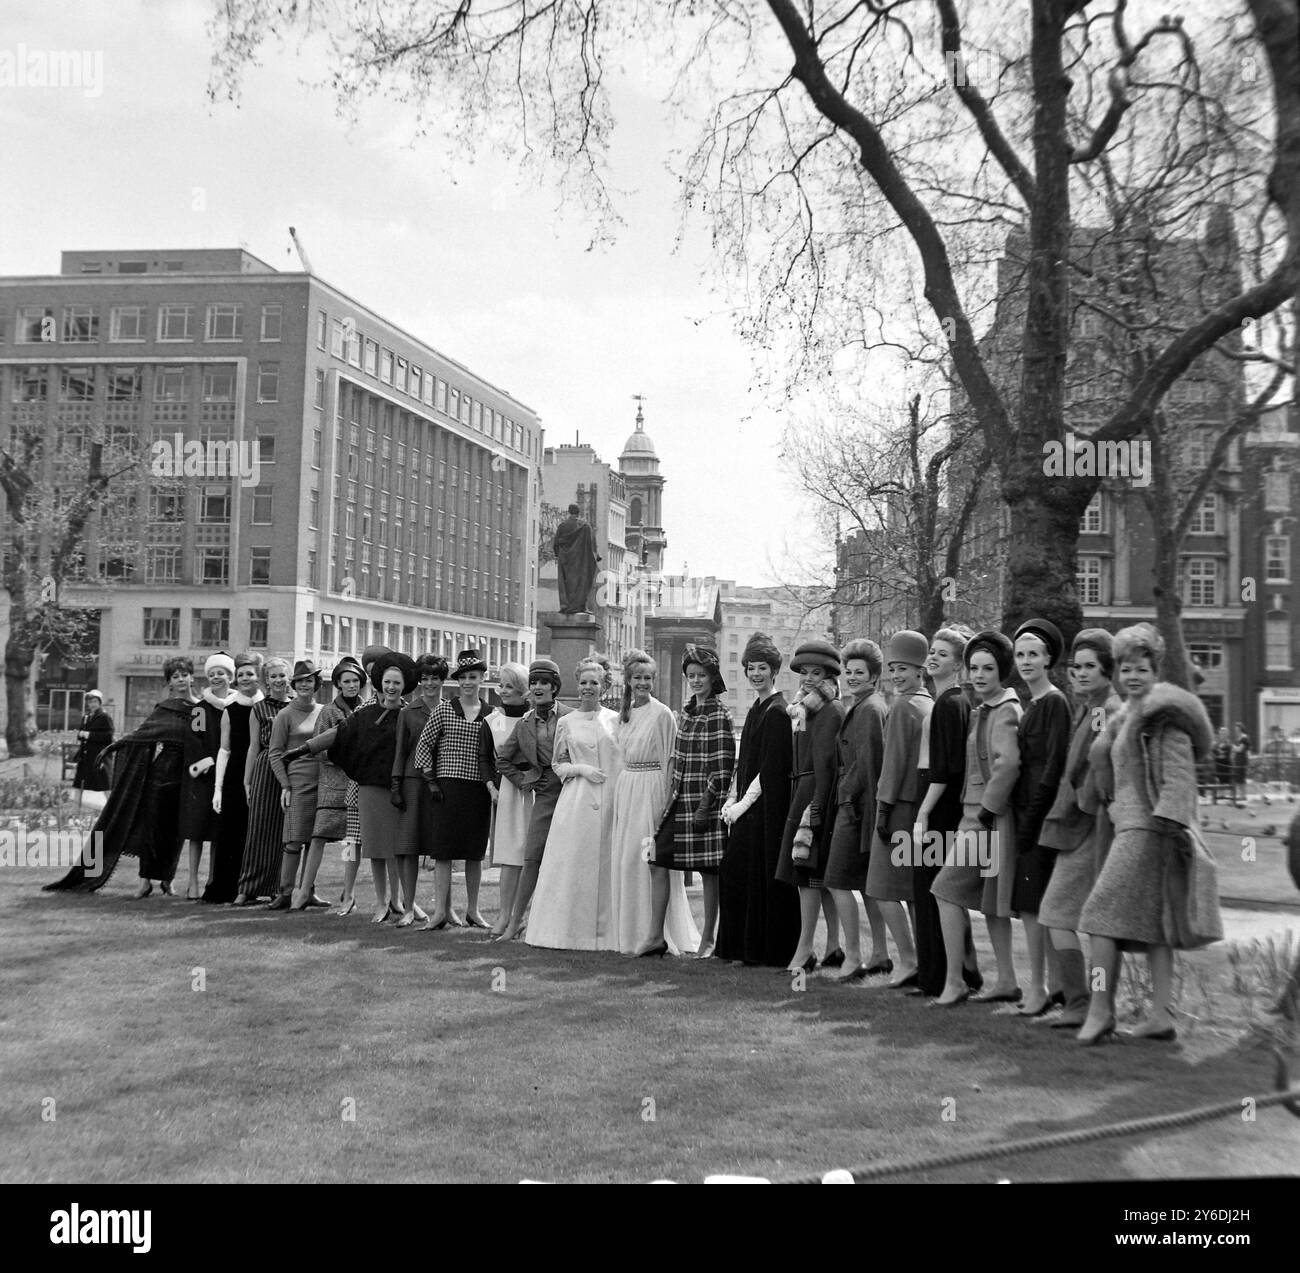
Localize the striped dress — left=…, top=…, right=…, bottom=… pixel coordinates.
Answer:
left=238, top=696, right=289, bottom=898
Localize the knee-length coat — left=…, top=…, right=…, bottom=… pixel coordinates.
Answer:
left=657, top=694, right=736, bottom=870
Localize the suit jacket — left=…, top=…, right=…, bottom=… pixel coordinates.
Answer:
left=497, top=703, right=573, bottom=791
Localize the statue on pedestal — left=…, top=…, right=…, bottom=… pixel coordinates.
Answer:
left=553, top=503, right=601, bottom=615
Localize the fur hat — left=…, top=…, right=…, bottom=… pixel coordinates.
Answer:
left=965, top=629, right=1014, bottom=681
left=681, top=643, right=725, bottom=696
left=370, top=651, right=418, bottom=695
left=742, top=631, right=782, bottom=672
left=453, top=648, right=488, bottom=678
left=330, top=656, right=366, bottom=688
left=790, top=639, right=841, bottom=677
left=885, top=630, right=929, bottom=668
left=528, top=658, right=562, bottom=692
left=1014, top=617, right=1065, bottom=668
left=204, top=651, right=236, bottom=678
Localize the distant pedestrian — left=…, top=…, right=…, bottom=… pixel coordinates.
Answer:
left=72, top=690, right=113, bottom=795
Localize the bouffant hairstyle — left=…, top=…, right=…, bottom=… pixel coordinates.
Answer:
left=415, top=653, right=450, bottom=682
left=497, top=661, right=529, bottom=697
left=575, top=655, right=613, bottom=691
left=1112, top=622, right=1165, bottom=675
left=1071, top=628, right=1115, bottom=677
left=840, top=638, right=883, bottom=680
left=261, top=656, right=290, bottom=685
left=162, top=656, right=193, bottom=682
left=620, top=648, right=658, bottom=722
left=931, top=626, right=972, bottom=664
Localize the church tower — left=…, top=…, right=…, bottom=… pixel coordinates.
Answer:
left=619, top=401, right=666, bottom=573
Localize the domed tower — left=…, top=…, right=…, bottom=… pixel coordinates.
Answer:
left=619, top=401, right=667, bottom=573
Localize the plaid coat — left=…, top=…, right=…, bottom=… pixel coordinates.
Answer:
left=659, top=695, right=736, bottom=870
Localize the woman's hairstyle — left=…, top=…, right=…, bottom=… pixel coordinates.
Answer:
left=497, top=661, right=529, bottom=697
left=1113, top=622, right=1165, bottom=675
left=840, top=638, right=883, bottom=680
left=162, top=656, right=193, bottom=682
left=930, top=626, right=972, bottom=664
left=1071, top=627, right=1115, bottom=677
left=261, top=655, right=290, bottom=684
left=620, top=648, right=658, bottom=721
left=415, top=653, right=450, bottom=682
left=575, top=655, right=613, bottom=691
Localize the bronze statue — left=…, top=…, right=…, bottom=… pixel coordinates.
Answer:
left=553, top=503, right=601, bottom=615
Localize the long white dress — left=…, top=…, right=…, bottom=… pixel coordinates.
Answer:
left=610, top=699, right=701, bottom=955
left=486, top=707, right=531, bottom=868
left=527, top=707, right=623, bottom=951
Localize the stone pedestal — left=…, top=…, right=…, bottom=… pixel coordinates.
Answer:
left=541, top=611, right=601, bottom=705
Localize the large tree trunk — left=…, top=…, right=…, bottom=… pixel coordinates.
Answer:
left=4, top=633, right=37, bottom=758
left=1001, top=488, right=1084, bottom=641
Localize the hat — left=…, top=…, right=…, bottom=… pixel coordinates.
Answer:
left=789, top=639, right=841, bottom=677
left=1014, top=617, right=1064, bottom=669
left=416, top=653, right=450, bottom=681
left=205, top=651, right=236, bottom=677
left=330, top=656, right=365, bottom=688
left=84, top=689, right=103, bottom=702
left=964, top=629, right=1014, bottom=681
left=681, top=643, right=726, bottom=696
left=885, top=630, right=929, bottom=668
left=528, top=658, right=562, bottom=691
left=360, top=644, right=391, bottom=670
left=742, top=631, right=782, bottom=672
left=453, top=648, right=488, bottom=678
left=370, top=650, right=418, bottom=695
left=290, top=658, right=322, bottom=685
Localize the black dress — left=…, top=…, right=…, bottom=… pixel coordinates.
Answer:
left=1010, top=686, right=1071, bottom=915
left=715, top=691, right=800, bottom=966
left=202, top=696, right=255, bottom=903
left=179, top=694, right=226, bottom=842
left=72, top=708, right=114, bottom=790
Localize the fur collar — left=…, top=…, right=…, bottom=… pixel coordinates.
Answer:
left=230, top=689, right=264, bottom=708
left=200, top=687, right=231, bottom=710
left=1120, top=681, right=1214, bottom=761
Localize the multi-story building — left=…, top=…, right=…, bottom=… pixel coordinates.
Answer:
left=0, top=247, right=542, bottom=729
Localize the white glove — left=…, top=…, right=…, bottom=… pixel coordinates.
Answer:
left=189, top=756, right=215, bottom=778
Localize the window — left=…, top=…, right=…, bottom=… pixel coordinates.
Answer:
left=250, top=547, right=271, bottom=586
left=1264, top=471, right=1290, bottom=513
left=154, top=366, right=189, bottom=401
left=164, top=260, right=184, bottom=272
left=62, top=306, right=98, bottom=342
left=117, top=260, right=146, bottom=273
left=346, top=328, right=361, bottom=366
left=307, top=549, right=318, bottom=589
left=158, top=304, right=194, bottom=341
left=201, top=366, right=236, bottom=402
left=199, top=485, right=231, bottom=524
left=249, top=609, right=269, bottom=648
left=205, top=303, right=243, bottom=341
left=1076, top=555, right=1105, bottom=605
left=107, top=366, right=142, bottom=401
left=304, top=611, right=315, bottom=649
left=449, top=387, right=459, bottom=418
left=422, top=372, right=434, bottom=406
left=16, top=306, right=54, bottom=343
left=314, top=368, right=326, bottom=409
left=256, top=362, right=279, bottom=402
left=260, top=304, right=282, bottom=341
left=256, top=431, right=276, bottom=465
left=309, top=488, right=320, bottom=527
left=148, top=487, right=184, bottom=522
left=143, top=608, right=180, bottom=646
left=1079, top=494, right=1104, bottom=534
left=12, top=365, right=47, bottom=401
left=1183, top=557, right=1219, bottom=607
left=316, top=309, right=327, bottom=349
left=251, top=485, right=273, bottom=524
left=338, top=615, right=353, bottom=654
left=144, top=548, right=182, bottom=585
left=1188, top=493, right=1219, bottom=535
left=396, top=357, right=408, bottom=393
left=59, top=366, right=94, bottom=401
left=109, top=306, right=145, bottom=342
left=320, top=614, right=335, bottom=653
left=1266, top=614, right=1292, bottom=671
left=380, top=349, right=393, bottom=384
left=331, top=318, right=346, bottom=358
left=193, top=608, right=230, bottom=647
left=436, top=379, right=447, bottom=413
left=364, top=339, right=378, bottom=376
left=197, top=549, right=230, bottom=587
left=1266, top=536, right=1291, bottom=583
left=1187, top=642, right=1224, bottom=670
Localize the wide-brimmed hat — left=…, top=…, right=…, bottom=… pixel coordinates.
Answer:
left=1014, top=617, right=1065, bottom=669
left=453, top=648, right=488, bottom=678
left=290, top=658, right=322, bottom=685
left=885, top=630, right=929, bottom=669
left=527, top=658, right=562, bottom=691
left=205, top=651, right=236, bottom=677
left=965, top=629, right=1015, bottom=681
left=790, top=639, right=841, bottom=677
left=330, top=655, right=365, bottom=688
left=370, top=650, right=418, bottom=695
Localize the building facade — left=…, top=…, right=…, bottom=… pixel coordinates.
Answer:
left=0, top=248, right=542, bottom=729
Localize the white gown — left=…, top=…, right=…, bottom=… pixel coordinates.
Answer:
left=610, top=699, right=700, bottom=954
left=527, top=707, right=623, bottom=951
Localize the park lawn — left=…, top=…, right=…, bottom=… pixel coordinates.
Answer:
left=1, top=856, right=1297, bottom=1184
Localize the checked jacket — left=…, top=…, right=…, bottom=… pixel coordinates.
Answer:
left=658, top=694, right=736, bottom=870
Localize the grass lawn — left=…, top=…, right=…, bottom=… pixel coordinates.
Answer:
left=2, top=850, right=1298, bottom=1184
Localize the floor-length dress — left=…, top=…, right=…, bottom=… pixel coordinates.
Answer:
left=202, top=692, right=257, bottom=903
left=527, top=707, right=623, bottom=951
left=238, top=697, right=289, bottom=899
left=488, top=703, right=531, bottom=867
left=610, top=699, right=700, bottom=955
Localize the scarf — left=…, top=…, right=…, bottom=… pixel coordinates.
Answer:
left=1066, top=684, right=1117, bottom=788
left=200, top=687, right=230, bottom=710
left=788, top=680, right=838, bottom=733
left=229, top=688, right=265, bottom=708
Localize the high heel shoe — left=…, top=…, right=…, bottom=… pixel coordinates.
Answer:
left=961, top=965, right=984, bottom=992
left=836, top=965, right=871, bottom=984
left=159, top=880, right=176, bottom=897
left=1130, top=1007, right=1177, bottom=1041
left=637, top=941, right=669, bottom=959
left=335, top=898, right=356, bottom=917
left=394, top=911, right=415, bottom=928
left=266, top=893, right=292, bottom=911
left=1077, top=1014, right=1117, bottom=1046
left=782, top=955, right=818, bottom=975
left=819, top=948, right=846, bottom=969
left=131, top=881, right=153, bottom=899
left=863, top=958, right=893, bottom=976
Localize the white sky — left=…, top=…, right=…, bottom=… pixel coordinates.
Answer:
left=0, top=0, right=836, bottom=586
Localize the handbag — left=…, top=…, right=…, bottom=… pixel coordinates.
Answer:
left=1160, top=822, right=1223, bottom=950
left=653, top=801, right=677, bottom=861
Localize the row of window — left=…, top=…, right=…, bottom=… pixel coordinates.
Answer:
left=8, top=303, right=283, bottom=345
left=9, top=363, right=276, bottom=404
left=1076, top=543, right=1293, bottom=607
left=1080, top=491, right=1227, bottom=537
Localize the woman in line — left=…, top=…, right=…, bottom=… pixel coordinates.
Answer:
left=914, top=628, right=983, bottom=997
left=1009, top=618, right=1072, bottom=1017
left=870, top=631, right=932, bottom=987
left=1231, top=723, right=1251, bottom=805
left=72, top=690, right=113, bottom=801
left=205, top=652, right=262, bottom=903
left=235, top=657, right=291, bottom=904
left=1037, top=629, right=1121, bottom=1029
left=389, top=654, right=447, bottom=926
left=267, top=660, right=327, bottom=910
left=527, top=658, right=624, bottom=951
left=650, top=646, right=736, bottom=958
left=414, top=649, right=497, bottom=929
left=822, top=640, right=888, bottom=982
left=1077, top=624, right=1217, bottom=1045
left=324, top=651, right=417, bottom=921
left=302, top=656, right=366, bottom=915
left=180, top=652, right=234, bottom=900
left=774, top=640, right=846, bottom=973
left=612, top=651, right=699, bottom=956
left=717, top=633, right=799, bottom=967
left=931, top=630, right=1023, bottom=1006
left=487, top=662, right=536, bottom=937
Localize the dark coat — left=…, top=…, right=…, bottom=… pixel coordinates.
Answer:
left=73, top=708, right=113, bottom=790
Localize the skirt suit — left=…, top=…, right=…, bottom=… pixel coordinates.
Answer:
left=822, top=691, right=887, bottom=891
left=414, top=699, right=496, bottom=863
left=238, top=696, right=289, bottom=897
left=269, top=696, right=324, bottom=843
left=488, top=703, right=532, bottom=868
left=867, top=687, right=934, bottom=901
left=775, top=693, right=845, bottom=889
left=931, top=688, right=1022, bottom=916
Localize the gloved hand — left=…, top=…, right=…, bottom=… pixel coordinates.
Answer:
left=809, top=802, right=822, bottom=830
left=212, top=790, right=223, bottom=814
left=283, top=745, right=309, bottom=763
left=425, top=778, right=444, bottom=803
left=720, top=798, right=738, bottom=827
left=189, top=756, right=215, bottom=778
left=389, top=778, right=406, bottom=810
left=978, top=806, right=996, bottom=831
left=876, top=801, right=894, bottom=846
